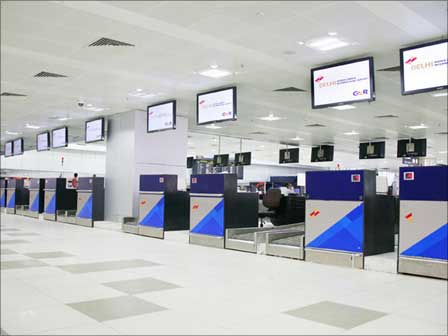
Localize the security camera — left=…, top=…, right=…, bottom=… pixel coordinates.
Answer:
left=77, top=101, right=85, bottom=108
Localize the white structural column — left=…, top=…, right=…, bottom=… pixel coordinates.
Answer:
left=105, top=109, right=188, bottom=221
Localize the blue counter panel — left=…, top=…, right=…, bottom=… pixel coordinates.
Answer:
left=399, top=166, right=447, bottom=201
left=306, top=170, right=365, bottom=201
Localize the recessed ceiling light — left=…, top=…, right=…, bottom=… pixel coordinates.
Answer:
left=331, top=105, right=356, bottom=110
left=198, top=68, right=232, bottom=79
left=210, top=64, right=219, bottom=69
left=205, top=124, right=222, bottom=129
left=431, top=92, right=448, bottom=97
left=25, top=124, right=41, bottom=129
left=136, top=88, right=143, bottom=92
left=306, top=36, right=350, bottom=51
left=296, top=41, right=305, bottom=45
left=58, top=117, right=71, bottom=121
left=258, top=113, right=284, bottom=121
left=328, top=32, right=338, bottom=36
left=343, top=131, right=359, bottom=136
left=5, top=131, right=19, bottom=135
left=290, top=136, right=304, bottom=141
left=86, top=103, right=93, bottom=107
left=408, top=123, right=428, bottom=130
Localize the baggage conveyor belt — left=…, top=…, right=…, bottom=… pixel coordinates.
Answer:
left=265, top=229, right=305, bottom=260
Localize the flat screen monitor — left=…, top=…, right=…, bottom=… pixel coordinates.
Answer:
left=235, top=152, right=251, bottom=166
left=37, top=132, right=50, bottom=151
left=52, top=127, right=68, bottom=148
left=311, top=145, right=334, bottom=162
left=187, top=156, right=194, bottom=168
left=359, top=141, right=385, bottom=159
left=197, top=87, right=237, bottom=125
left=213, top=154, right=229, bottom=167
left=147, top=100, right=176, bottom=133
left=85, top=118, right=105, bottom=143
left=400, top=39, right=448, bottom=95
left=13, top=138, right=23, bottom=155
left=311, top=57, right=375, bottom=109
left=397, top=138, right=427, bottom=157
left=4, top=141, right=13, bottom=157
left=279, top=148, right=299, bottom=164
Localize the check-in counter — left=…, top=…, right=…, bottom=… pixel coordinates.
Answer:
left=135, top=175, right=189, bottom=239
left=0, top=178, right=7, bottom=211
left=266, top=227, right=305, bottom=259
left=305, top=170, right=395, bottom=269
left=189, top=174, right=258, bottom=249
left=398, top=166, right=447, bottom=279
left=74, top=177, right=105, bottom=227
left=22, top=178, right=45, bottom=218
left=43, top=178, right=77, bottom=221
left=5, top=178, right=27, bottom=215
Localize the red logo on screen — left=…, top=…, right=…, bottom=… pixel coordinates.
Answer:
left=405, top=57, right=417, bottom=64
left=149, top=111, right=154, bottom=116
left=222, top=111, right=231, bottom=116
left=315, top=76, right=324, bottom=83
left=192, top=204, right=199, bottom=210
left=199, top=100, right=206, bottom=105
left=405, top=212, right=413, bottom=221
left=309, top=210, right=320, bottom=217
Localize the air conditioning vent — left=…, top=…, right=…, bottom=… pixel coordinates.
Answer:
left=373, top=136, right=389, bottom=140
left=250, top=131, right=268, bottom=135
left=375, top=114, right=398, bottom=119
left=377, top=66, right=400, bottom=72
left=34, top=71, right=67, bottom=78
left=89, top=37, right=135, bottom=47
left=306, top=123, right=326, bottom=127
left=322, top=142, right=334, bottom=145
left=435, top=131, right=448, bottom=135
left=0, top=92, right=27, bottom=97
left=273, top=87, right=306, bottom=92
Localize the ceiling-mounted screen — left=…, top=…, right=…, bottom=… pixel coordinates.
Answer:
left=311, top=145, right=334, bottom=162
left=37, top=132, right=50, bottom=151
left=235, top=152, right=251, bottom=166
left=187, top=157, right=194, bottom=169
left=311, top=57, right=375, bottom=109
left=52, top=127, right=68, bottom=148
left=397, top=138, right=427, bottom=157
left=147, top=100, right=176, bottom=133
left=4, top=141, right=13, bottom=157
left=13, top=138, right=23, bottom=155
left=359, top=141, right=385, bottom=159
left=400, top=39, right=448, bottom=95
left=279, top=148, right=299, bottom=164
left=85, top=118, right=105, bottom=143
left=197, top=87, right=237, bottom=125
left=213, top=154, right=229, bottom=167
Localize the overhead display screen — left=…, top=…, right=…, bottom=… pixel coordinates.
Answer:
left=359, top=141, right=385, bottom=159
left=4, top=141, right=13, bottom=157
left=13, top=138, right=23, bottom=155
left=400, top=39, right=448, bottom=95
left=37, top=132, right=50, bottom=151
left=85, top=118, right=105, bottom=143
left=311, top=145, right=334, bottom=162
left=311, top=57, right=375, bottom=109
left=279, top=148, right=299, bottom=164
left=147, top=101, right=176, bottom=133
left=52, top=127, right=68, bottom=148
left=235, top=152, right=251, bottom=166
left=197, top=87, right=237, bottom=125
left=397, top=139, right=427, bottom=158
left=213, top=154, right=229, bottom=167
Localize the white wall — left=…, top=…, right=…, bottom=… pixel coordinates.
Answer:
left=241, top=164, right=320, bottom=183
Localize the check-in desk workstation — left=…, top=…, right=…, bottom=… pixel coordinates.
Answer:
left=0, top=178, right=6, bottom=211
left=123, top=174, right=189, bottom=238
left=5, top=178, right=28, bottom=215
left=23, top=178, right=45, bottom=218
left=43, top=178, right=77, bottom=221
left=189, top=174, right=258, bottom=249
left=398, top=166, right=447, bottom=279
left=304, top=170, right=395, bottom=269
left=57, top=177, right=105, bottom=227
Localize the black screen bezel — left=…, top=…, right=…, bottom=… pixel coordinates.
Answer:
left=51, top=126, right=68, bottom=148
left=36, top=131, right=50, bottom=151
left=279, top=148, right=299, bottom=164
left=12, top=138, right=24, bottom=156
left=311, top=145, right=334, bottom=162
left=397, top=138, right=427, bottom=157
left=213, top=154, right=230, bottom=167
left=147, top=100, right=177, bottom=133
left=359, top=141, right=386, bottom=159
left=85, top=117, right=105, bottom=143
left=234, top=152, right=252, bottom=166
left=196, top=86, right=237, bottom=125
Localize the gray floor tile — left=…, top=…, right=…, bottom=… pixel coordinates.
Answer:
left=0, top=249, right=17, bottom=255
left=284, top=301, right=387, bottom=330
left=58, top=259, right=159, bottom=274
left=103, top=277, right=180, bottom=294
left=1, top=259, right=48, bottom=270
left=0, top=228, right=20, bottom=232
left=25, top=251, right=74, bottom=259
left=68, top=295, right=167, bottom=322
left=5, top=232, right=39, bottom=237
left=1, top=240, right=30, bottom=245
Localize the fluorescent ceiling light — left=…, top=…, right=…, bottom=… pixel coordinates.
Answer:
left=25, top=124, right=41, bottom=129
left=290, top=136, right=304, bottom=141
left=259, top=113, right=284, bottom=121
left=328, top=31, right=338, bottom=36
left=408, top=124, right=428, bottom=130
left=343, top=131, right=359, bottom=136
left=306, top=36, right=350, bottom=51
left=331, top=105, right=356, bottom=110
left=198, top=68, right=232, bottom=79
left=205, top=124, right=222, bottom=129
left=128, top=91, right=158, bottom=98
left=439, top=151, right=448, bottom=154
left=431, top=92, right=448, bottom=97
left=58, top=117, right=71, bottom=121
left=296, top=41, right=305, bottom=45
left=5, top=131, right=19, bottom=135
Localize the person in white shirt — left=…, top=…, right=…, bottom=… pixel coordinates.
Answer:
left=279, top=183, right=294, bottom=196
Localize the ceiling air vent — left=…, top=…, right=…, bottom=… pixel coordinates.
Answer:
left=322, top=142, right=334, bottom=145
left=34, top=71, right=67, bottom=78
left=377, top=66, right=400, bottom=72
left=305, top=123, right=326, bottom=127
left=89, top=37, right=135, bottom=47
left=1, top=92, right=27, bottom=97
left=375, top=114, right=398, bottom=119
left=250, top=131, right=268, bottom=135
left=273, top=87, right=306, bottom=92
left=435, top=131, right=448, bottom=135
left=373, top=136, right=389, bottom=140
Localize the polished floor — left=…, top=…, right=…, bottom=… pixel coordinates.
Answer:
left=1, top=213, right=447, bottom=335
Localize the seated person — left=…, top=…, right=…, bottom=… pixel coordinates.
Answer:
left=279, top=183, right=295, bottom=196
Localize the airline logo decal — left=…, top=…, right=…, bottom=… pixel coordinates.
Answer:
left=351, top=174, right=361, bottom=182
left=315, top=76, right=324, bottom=83
left=404, top=171, right=414, bottom=181
left=192, top=204, right=199, bottom=210
left=405, top=57, right=417, bottom=64
left=405, top=212, right=413, bottom=221
left=140, top=200, right=146, bottom=205
left=309, top=210, right=320, bottom=217
left=353, top=89, right=369, bottom=96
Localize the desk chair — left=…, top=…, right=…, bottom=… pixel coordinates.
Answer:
left=259, top=189, right=282, bottom=227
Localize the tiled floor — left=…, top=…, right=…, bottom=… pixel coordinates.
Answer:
left=1, top=213, right=447, bottom=335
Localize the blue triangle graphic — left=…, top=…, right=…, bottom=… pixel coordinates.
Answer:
left=139, top=197, right=164, bottom=228
left=0, top=191, right=5, bottom=207
left=45, top=194, right=56, bottom=214
left=306, top=203, right=364, bottom=252
left=191, top=200, right=224, bottom=237
left=77, top=195, right=93, bottom=219
left=7, top=192, right=16, bottom=208
left=402, top=223, right=448, bottom=260
left=30, top=194, right=40, bottom=212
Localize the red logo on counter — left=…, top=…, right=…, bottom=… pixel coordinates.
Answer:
left=309, top=210, right=320, bottom=217
left=351, top=174, right=361, bottom=182
left=192, top=204, right=199, bottom=210
left=405, top=212, right=413, bottom=221
left=140, top=201, right=146, bottom=205
left=404, top=171, right=414, bottom=181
